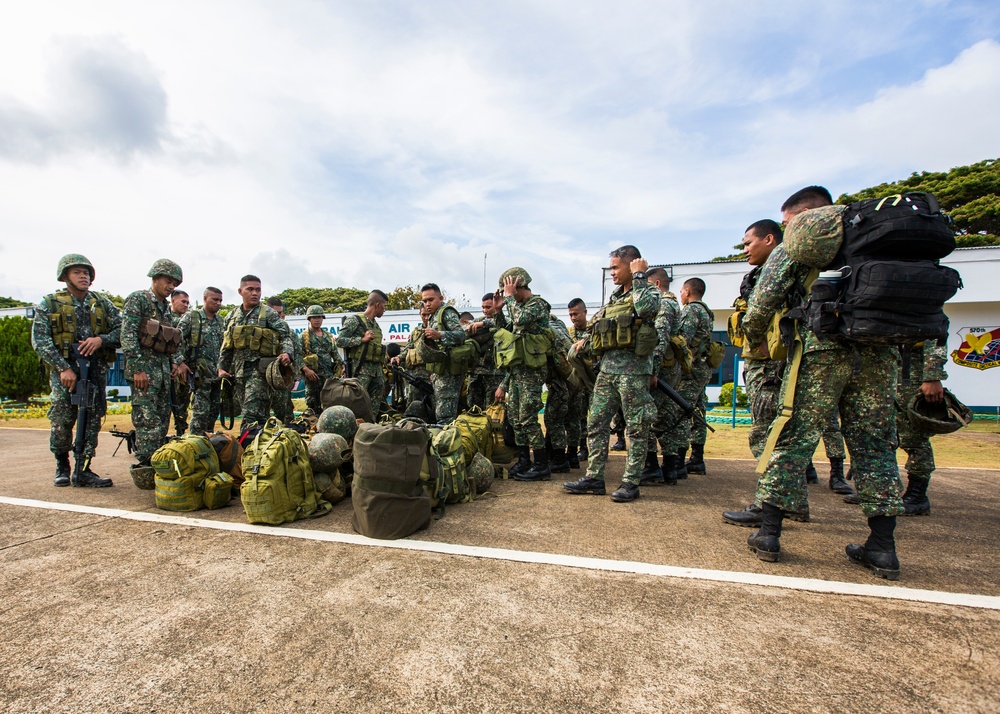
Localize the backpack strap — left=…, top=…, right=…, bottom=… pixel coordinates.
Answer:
left=755, top=329, right=804, bottom=475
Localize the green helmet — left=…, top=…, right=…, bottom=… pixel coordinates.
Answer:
left=57, top=254, right=95, bottom=282
left=265, top=358, right=295, bottom=391
left=907, top=389, right=973, bottom=435
left=147, top=258, right=184, bottom=285
left=783, top=205, right=847, bottom=269
left=498, top=266, right=531, bottom=289
left=308, top=432, right=352, bottom=473
left=130, top=464, right=156, bottom=490
left=306, top=305, right=325, bottom=318
left=317, top=405, right=358, bottom=441
left=467, top=452, right=495, bottom=495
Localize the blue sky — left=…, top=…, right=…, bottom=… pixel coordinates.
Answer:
left=1, top=0, right=999, bottom=307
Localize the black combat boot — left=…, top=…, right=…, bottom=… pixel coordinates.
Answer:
left=563, top=477, right=606, bottom=495
left=902, top=475, right=931, bottom=516
left=508, top=446, right=532, bottom=479
left=747, top=502, right=783, bottom=562
left=54, top=453, right=71, bottom=487
left=577, top=438, right=588, bottom=462
left=71, top=456, right=113, bottom=488
left=515, top=447, right=551, bottom=481
left=685, top=443, right=706, bottom=475
left=661, top=452, right=680, bottom=486
left=724, top=503, right=762, bottom=527
left=550, top=447, right=571, bottom=474
left=828, top=457, right=854, bottom=495
left=611, top=482, right=640, bottom=502
left=639, top=451, right=664, bottom=484
left=846, top=515, right=899, bottom=580
left=805, top=461, right=819, bottom=484
left=675, top=448, right=689, bottom=479
left=609, top=435, right=626, bottom=452
left=568, top=450, right=581, bottom=469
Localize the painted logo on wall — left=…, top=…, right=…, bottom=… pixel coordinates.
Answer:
left=951, top=327, right=1000, bottom=370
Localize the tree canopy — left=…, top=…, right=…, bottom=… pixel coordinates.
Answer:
left=0, top=296, right=31, bottom=309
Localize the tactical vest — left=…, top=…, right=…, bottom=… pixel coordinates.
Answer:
left=224, top=306, right=280, bottom=358
left=590, top=294, right=657, bottom=357
left=43, top=290, right=117, bottom=362
left=346, top=315, right=385, bottom=364
left=422, top=305, right=479, bottom=376
left=404, top=327, right=426, bottom=368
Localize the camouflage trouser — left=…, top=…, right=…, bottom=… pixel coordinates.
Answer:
left=690, top=391, right=709, bottom=446
left=543, top=376, right=570, bottom=450
left=304, top=372, right=332, bottom=414
left=236, top=369, right=272, bottom=430
left=895, top=384, right=935, bottom=480
left=170, top=376, right=191, bottom=435
left=431, top=371, right=464, bottom=424
left=270, top=383, right=295, bottom=424
left=353, top=362, right=386, bottom=418
left=566, top=383, right=590, bottom=454
left=821, top=414, right=846, bottom=460
left=467, top=371, right=504, bottom=411
left=586, top=372, right=656, bottom=485
left=745, top=358, right=784, bottom=460
left=130, top=367, right=172, bottom=463
left=47, top=366, right=108, bottom=458
left=507, top=364, right=546, bottom=449
left=755, top=346, right=904, bottom=518
left=667, top=362, right=712, bottom=453
left=650, top=364, right=684, bottom=453
left=189, top=380, right=222, bottom=435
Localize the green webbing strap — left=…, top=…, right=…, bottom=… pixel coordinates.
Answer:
left=755, top=327, right=804, bottom=475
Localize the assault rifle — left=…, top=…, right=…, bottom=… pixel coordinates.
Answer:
left=654, top=379, right=715, bottom=434
left=109, top=427, right=138, bottom=456
left=390, top=364, right=436, bottom=422
left=69, top=345, right=94, bottom=473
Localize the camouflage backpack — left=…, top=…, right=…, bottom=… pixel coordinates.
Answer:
left=151, top=434, right=222, bottom=512
left=421, top=424, right=474, bottom=510
left=453, top=406, right=493, bottom=465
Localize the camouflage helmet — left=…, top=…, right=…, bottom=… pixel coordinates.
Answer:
left=306, top=304, right=325, bottom=318
left=265, top=358, right=295, bottom=391
left=130, top=464, right=156, bottom=490
left=308, top=432, right=352, bottom=473
left=906, top=388, right=973, bottom=435
left=57, top=254, right=95, bottom=282
left=783, top=205, right=847, bottom=269
left=467, top=452, right=495, bottom=495
left=498, top=266, right=531, bottom=289
left=317, top=404, right=358, bottom=441
left=147, top=258, right=184, bottom=285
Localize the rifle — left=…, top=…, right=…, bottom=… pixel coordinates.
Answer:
left=109, top=427, right=138, bottom=457
left=390, top=364, right=436, bottom=422
left=653, top=379, right=715, bottom=433
left=219, top=376, right=236, bottom=430
left=69, top=345, right=94, bottom=473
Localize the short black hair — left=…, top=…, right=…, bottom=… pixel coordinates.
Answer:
left=369, top=289, right=388, bottom=303
left=746, top=219, right=784, bottom=244
left=204, top=286, right=222, bottom=297
left=386, top=343, right=401, bottom=358
left=567, top=297, right=586, bottom=310
left=266, top=297, right=283, bottom=308
left=240, top=275, right=261, bottom=286
left=646, top=267, right=670, bottom=284
left=482, top=292, right=495, bottom=302
left=171, top=289, right=189, bottom=299
left=781, top=186, right=833, bottom=213
left=609, top=245, right=641, bottom=262
left=420, top=283, right=442, bottom=295
left=684, top=277, right=706, bottom=299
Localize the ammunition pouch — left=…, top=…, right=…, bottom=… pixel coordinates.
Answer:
left=230, top=324, right=280, bottom=357
left=404, top=347, right=424, bottom=368
left=45, top=291, right=117, bottom=362
left=257, top=357, right=276, bottom=376
left=139, top=319, right=181, bottom=355
left=590, top=298, right=650, bottom=356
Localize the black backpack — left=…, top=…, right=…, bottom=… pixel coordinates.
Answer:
left=802, top=192, right=962, bottom=346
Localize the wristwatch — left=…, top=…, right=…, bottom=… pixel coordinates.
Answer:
left=632, top=271, right=647, bottom=280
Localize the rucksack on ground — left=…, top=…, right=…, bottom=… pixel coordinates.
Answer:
left=241, top=418, right=332, bottom=525
left=208, top=431, right=244, bottom=486
left=320, top=377, right=375, bottom=422
left=484, top=402, right=518, bottom=463
left=351, top=420, right=432, bottom=539
left=453, top=406, right=493, bottom=464
left=152, top=434, right=222, bottom=512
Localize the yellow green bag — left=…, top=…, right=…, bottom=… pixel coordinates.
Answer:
left=203, top=472, right=234, bottom=510
left=152, top=434, right=221, bottom=512
left=493, top=328, right=523, bottom=368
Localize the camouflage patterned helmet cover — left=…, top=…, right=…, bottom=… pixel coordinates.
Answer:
left=467, top=452, right=495, bottom=494
left=147, top=258, right=184, bottom=284
left=57, top=254, right=95, bottom=282
left=130, top=464, right=156, bottom=490
left=306, top=304, right=325, bottom=317
left=265, top=358, right=295, bottom=390
left=783, top=205, right=847, bottom=269
left=308, top=432, right=351, bottom=473
left=317, top=404, right=358, bottom=441
left=498, top=266, right=531, bottom=289
left=312, top=469, right=348, bottom=504
left=907, top=388, right=973, bottom=435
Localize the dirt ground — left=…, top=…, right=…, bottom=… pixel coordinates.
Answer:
left=2, top=427, right=999, bottom=713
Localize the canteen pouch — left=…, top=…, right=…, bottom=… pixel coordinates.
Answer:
left=447, top=339, right=480, bottom=376
left=804, top=278, right=844, bottom=342
left=634, top=322, right=657, bottom=358
left=521, top=332, right=551, bottom=369
left=615, top=313, right=635, bottom=348
left=493, top=328, right=522, bottom=368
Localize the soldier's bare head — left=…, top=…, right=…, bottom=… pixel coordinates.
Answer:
left=609, top=245, right=642, bottom=287
left=567, top=297, right=587, bottom=330
left=420, top=284, right=444, bottom=313
left=481, top=292, right=496, bottom=317
left=266, top=296, right=284, bottom=319
left=680, top=277, right=706, bottom=305
left=646, top=267, right=671, bottom=293
left=367, top=290, right=388, bottom=318
left=743, top=219, right=784, bottom=266
left=238, top=275, right=262, bottom=309
left=781, top=186, right=833, bottom=223
left=203, top=287, right=223, bottom=316
left=171, top=290, right=190, bottom=315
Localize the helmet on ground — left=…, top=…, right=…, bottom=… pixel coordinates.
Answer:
left=317, top=404, right=358, bottom=441
left=313, top=469, right=347, bottom=504
left=265, top=359, right=295, bottom=390
left=498, top=267, right=531, bottom=289
left=309, top=432, right=352, bottom=473
left=57, top=254, right=95, bottom=282
left=306, top=305, right=325, bottom=317
left=467, top=452, right=495, bottom=494
left=907, top=388, right=973, bottom=435
left=147, top=258, right=183, bottom=285
left=130, top=464, right=156, bottom=490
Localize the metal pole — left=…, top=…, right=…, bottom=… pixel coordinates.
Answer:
left=484, top=253, right=487, bottom=295
left=731, top=351, right=740, bottom=429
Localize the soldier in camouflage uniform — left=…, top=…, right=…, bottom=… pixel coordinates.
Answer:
left=172, top=287, right=225, bottom=435
left=673, top=277, right=714, bottom=475
left=31, top=254, right=121, bottom=487
left=542, top=314, right=575, bottom=473
left=299, top=305, right=344, bottom=414
left=121, top=259, right=185, bottom=472
left=394, top=304, right=435, bottom=413
left=417, top=283, right=468, bottom=424
left=643, top=268, right=683, bottom=484
left=168, top=289, right=191, bottom=435
left=266, top=297, right=297, bottom=424
left=218, top=275, right=295, bottom=430
left=743, top=187, right=904, bottom=580
left=564, top=246, right=659, bottom=502
left=566, top=298, right=592, bottom=466
left=493, top=268, right=552, bottom=481
left=466, top=292, right=506, bottom=410
left=894, top=341, right=948, bottom=516
left=337, top=290, right=388, bottom=418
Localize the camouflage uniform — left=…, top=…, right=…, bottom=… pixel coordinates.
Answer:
left=32, top=290, right=121, bottom=459
left=895, top=342, right=947, bottom=481
left=174, top=308, right=224, bottom=435
left=503, top=294, right=551, bottom=449
left=398, top=327, right=434, bottom=410
left=300, top=328, right=343, bottom=414
left=585, top=278, right=660, bottom=485
left=466, top=312, right=506, bottom=410
left=167, top=310, right=191, bottom=434
left=423, top=305, right=467, bottom=423
left=337, top=313, right=386, bottom=416
left=542, top=315, right=574, bottom=451
left=670, top=299, right=714, bottom=451
left=650, top=292, right=685, bottom=454
left=121, top=290, right=174, bottom=461
left=566, top=324, right=592, bottom=453
left=743, top=243, right=903, bottom=518
left=218, top=304, right=294, bottom=430
left=821, top=417, right=846, bottom=460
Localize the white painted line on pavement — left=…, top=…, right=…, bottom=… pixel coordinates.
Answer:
left=4, top=495, right=999, bottom=611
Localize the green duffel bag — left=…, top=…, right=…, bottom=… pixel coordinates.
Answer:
left=152, top=434, right=221, bottom=512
